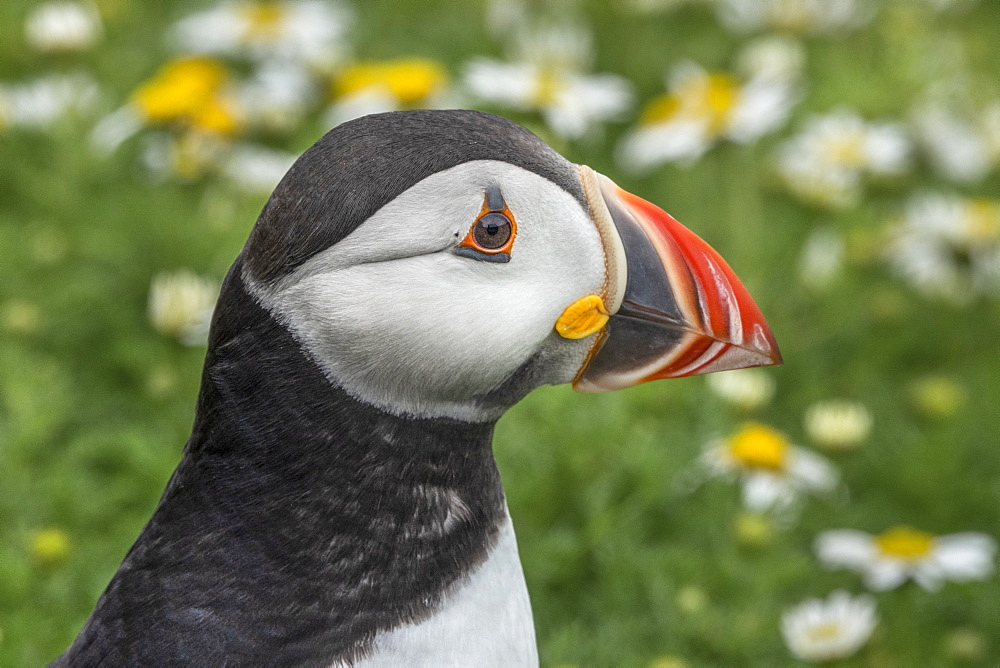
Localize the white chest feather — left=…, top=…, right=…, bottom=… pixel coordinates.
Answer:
left=348, top=515, right=538, bottom=668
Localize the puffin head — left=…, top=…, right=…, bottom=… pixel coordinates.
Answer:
left=238, top=110, right=780, bottom=421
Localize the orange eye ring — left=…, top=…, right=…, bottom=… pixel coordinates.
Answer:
left=456, top=194, right=517, bottom=259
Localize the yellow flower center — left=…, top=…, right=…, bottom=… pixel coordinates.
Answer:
left=334, top=58, right=447, bottom=105
left=823, top=132, right=868, bottom=167
left=642, top=72, right=740, bottom=134
left=242, top=3, right=286, bottom=40
left=964, top=199, right=1000, bottom=243
left=699, top=74, right=740, bottom=129
left=532, top=67, right=564, bottom=107
left=727, top=422, right=789, bottom=472
left=131, top=58, right=240, bottom=135
left=875, top=526, right=935, bottom=560
left=640, top=94, right=681, bottom=125
left=806, top=621, right=844, bottom=642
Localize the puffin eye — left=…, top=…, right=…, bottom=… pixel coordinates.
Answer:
left=454, top=193, right=517, bottom=263
left=472, top=213, right=512, bottom=250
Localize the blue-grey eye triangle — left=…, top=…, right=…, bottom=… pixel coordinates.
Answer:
left=486, top=184, right=505, bottom=212
left=454, top=247, right=510, bottom=263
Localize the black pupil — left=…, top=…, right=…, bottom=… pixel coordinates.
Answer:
left=474, top=213, right=511, bottom=250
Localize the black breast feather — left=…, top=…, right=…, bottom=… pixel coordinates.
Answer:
left=53, top=263, right=506, bottom=666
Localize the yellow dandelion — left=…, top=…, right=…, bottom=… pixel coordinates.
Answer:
left=334, top=58, right=447, bottom=106
left=131, top=58, right=241, bottom=135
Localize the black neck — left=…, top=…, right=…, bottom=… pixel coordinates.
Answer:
left=56, top=262, right=507, bottom=666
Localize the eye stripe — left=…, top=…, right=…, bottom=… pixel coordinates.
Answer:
left=486, top=184, right=505, bottom=211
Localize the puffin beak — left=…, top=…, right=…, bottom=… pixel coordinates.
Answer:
left=571, top=167, right=782, bottom=393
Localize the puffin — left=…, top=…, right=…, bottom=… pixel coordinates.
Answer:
left=53, top=109, right=780, bottom=667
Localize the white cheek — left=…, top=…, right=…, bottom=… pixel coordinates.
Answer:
left=284, top=257, right=544, bottom=403
left=283, top=248, right=599, bottom=404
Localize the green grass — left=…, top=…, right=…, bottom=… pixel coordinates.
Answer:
left=2, top=0, right=1000, bottom=665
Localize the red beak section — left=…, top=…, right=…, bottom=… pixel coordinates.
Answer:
left=574, top=174, right=781, bottom=393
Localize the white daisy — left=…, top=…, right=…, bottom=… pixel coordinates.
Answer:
left=699, top=422, right=838, bottom=513
left=484, top=0, right=527, bottom=37
left=141, top=131, right=229, bottom=183
left=169, top=0, right=352, bottom=71
left=220, top=143, right=296, bottom=194
left=148, top=270, right=218, bottom=346
left=0, top=72, right=100, bottom=131
left=463, top=22, right=633, bottom=140
left=803, top=399, right=872, bottom=450
left=886, top=192, right=1000, bottom=304
left=815, top=527, right=997, bottom=591
left=705, top=368, right=776, bottom=411
left=618, top=61, right=797, bottom=170
left=324, top=57, right=457, bottom=128
left=776, top=109, right=911, bottom=208
left=715, top=0, right=875, bottom=36
left=798, top=227, right=845, bottom=291
left=781, top=590, right=878, bottom=663
left=735, top=34, right=806, bottom=82
left=912, top=101, right=1000, bottom=183
left=237, top=61, right=316, bottom=134
left=24, top=1, right=102, bottom=53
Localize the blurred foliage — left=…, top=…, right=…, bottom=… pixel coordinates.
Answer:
left=2, top=0, right=1000, bottom=665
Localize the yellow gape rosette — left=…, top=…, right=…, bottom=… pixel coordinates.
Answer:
left=555, top=294, right=609, bottom=340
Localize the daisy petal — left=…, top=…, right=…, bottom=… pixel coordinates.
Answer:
left=787, top=448, right=838, bottom=492
left=863, top=559, right=910, bottom=591
left=932, top=533, right=998, bottom=581
left=815, top=530, right=877, bottom=570
left=741, top=472, right=792, bottom=512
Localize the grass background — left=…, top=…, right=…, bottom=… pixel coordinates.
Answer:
left=2, top=0, right=999, bottom=665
